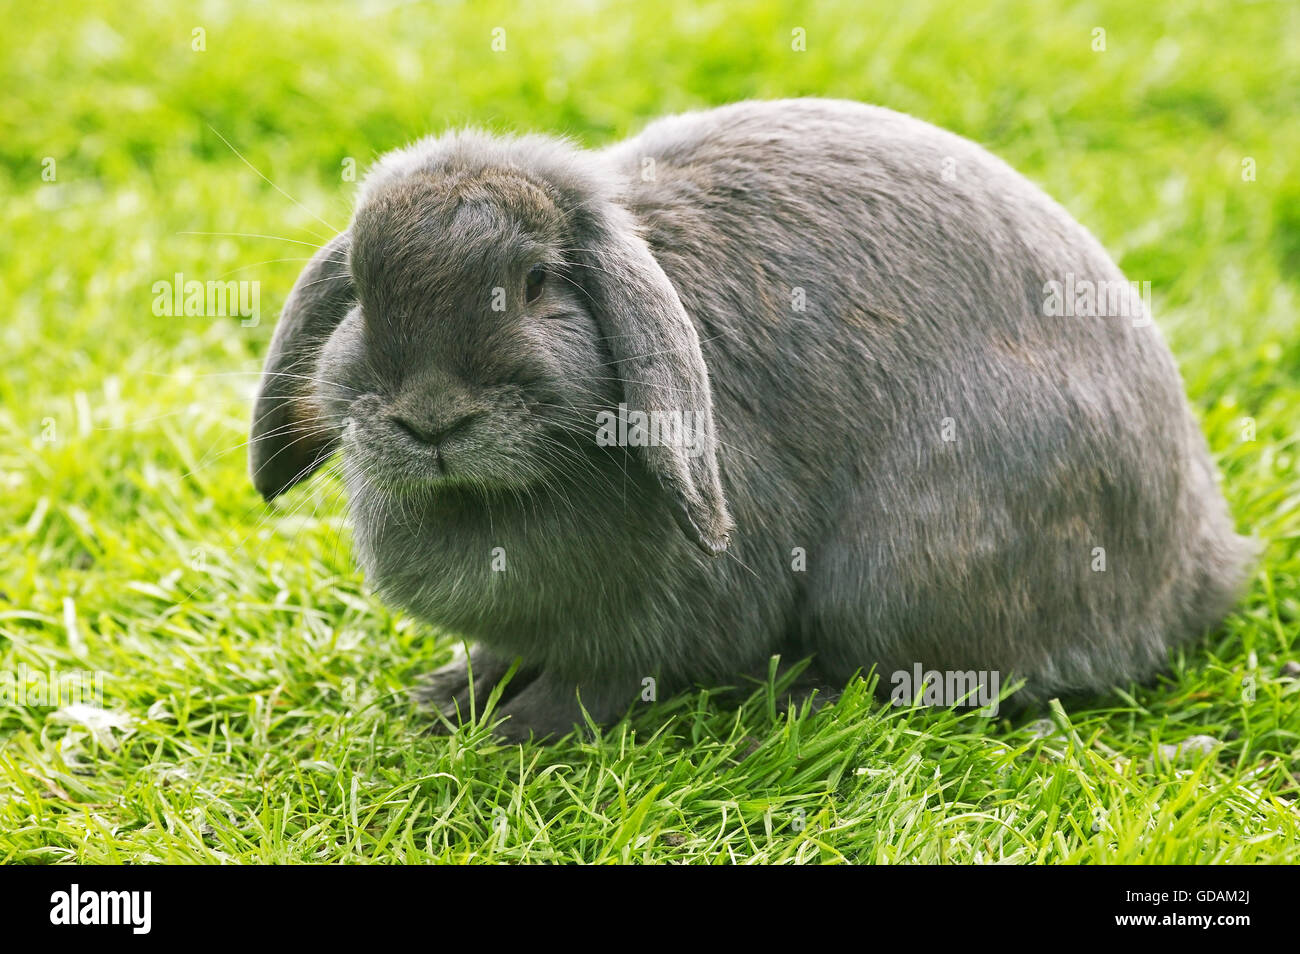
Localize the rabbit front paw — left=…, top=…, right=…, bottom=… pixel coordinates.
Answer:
left=414, top=645, right=532, bottom=728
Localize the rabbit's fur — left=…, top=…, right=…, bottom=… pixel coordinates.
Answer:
left=251, top=99, right=1254, bottom=741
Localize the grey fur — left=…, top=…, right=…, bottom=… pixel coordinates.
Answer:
left=250, top=98, right=1255, bottom=742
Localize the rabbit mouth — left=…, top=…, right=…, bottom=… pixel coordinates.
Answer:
left=338, top=393, right=540, bottom=495
left=341, top=411, right=458, bottom=488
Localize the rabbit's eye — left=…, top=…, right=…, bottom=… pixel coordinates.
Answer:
left=525, top=265, right=546, bottom=304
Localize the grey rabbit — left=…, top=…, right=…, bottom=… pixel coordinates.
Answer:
left=250, top=98, right=1254, bottom=741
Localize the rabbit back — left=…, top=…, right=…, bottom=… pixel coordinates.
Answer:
left=603, top=99, right=1253, bottom=696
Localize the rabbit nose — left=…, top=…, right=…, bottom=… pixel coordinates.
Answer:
left=389, top=412, right=477, bottom=447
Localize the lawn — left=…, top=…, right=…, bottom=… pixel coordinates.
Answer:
left=1, top=0, right=1298, bottom=863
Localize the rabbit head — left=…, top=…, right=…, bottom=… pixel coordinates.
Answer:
left=250, top=132, right=733, bottom=555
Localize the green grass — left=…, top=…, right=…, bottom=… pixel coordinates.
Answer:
left=2, top=0, right=1299, bottom=863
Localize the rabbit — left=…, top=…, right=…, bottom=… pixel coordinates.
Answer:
left=250, top=98, right=1255, bottom=742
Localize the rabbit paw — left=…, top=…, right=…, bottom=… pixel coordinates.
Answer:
left=414, top=646, right=532, bottom=729
left=490, top=675, right=627, bottom=744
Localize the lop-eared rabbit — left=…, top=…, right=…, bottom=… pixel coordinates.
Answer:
left=251, top=99, right=1253, bottom=741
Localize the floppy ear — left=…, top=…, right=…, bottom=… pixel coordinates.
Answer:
left=250, top=231, right=353, bottom=500
left=574, top=204, right=733, bottom=555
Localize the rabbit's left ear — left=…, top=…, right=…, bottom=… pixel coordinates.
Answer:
left=574, top=204, right=733, bottom=555
left=250, top=231, right=353, bottom=500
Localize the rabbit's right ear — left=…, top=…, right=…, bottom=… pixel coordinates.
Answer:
left=571, top=201, right=733, bottom=556
left=250, top=231, right=353, bottom=500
